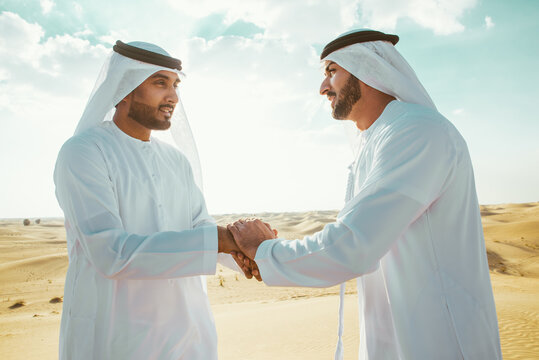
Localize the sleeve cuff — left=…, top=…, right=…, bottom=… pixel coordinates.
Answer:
left=217, top=253, right=242, bottom=272
left=254, top=239, right=282, bottom=286
left=254, top=238, right=276, bottom=260
left=202, top=225, right=218, bottom=275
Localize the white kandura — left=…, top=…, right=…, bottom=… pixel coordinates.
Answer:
left=54, top=120, right=237, bottom=359
left=255, top=101, right=502, bottom=360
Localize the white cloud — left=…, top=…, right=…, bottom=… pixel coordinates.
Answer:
left=0, top=12, right=108, bottom=80
left=357, top=0, right=478, bottom=35
left=166, top=0, right=360, bottom=44
left=485, top=16, right=494, bottom=29
left=0, top=12, right=110, bottom=217
left=73, top=2, right=83, bottom=18
left=40, top=0, right=55, bottom=14
left=99, top=30, right=129, bottom=45
left=452, top=108, right=464, bottom=116
left=0, top=12, right=109, bottom=109
left=0, top=12, right=44, bottom=66
left=0, top=68, right=8, bottom=81
left=74, top=26, right=93, bottom=37
left=166, top=0, right=478, bottom=41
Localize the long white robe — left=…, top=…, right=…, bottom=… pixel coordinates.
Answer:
left=54, top=121, right=224, bottom=359
left=255, top=101, right=502, bottom=359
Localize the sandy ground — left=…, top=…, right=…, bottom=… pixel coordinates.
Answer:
left=0, top=203, right=538, bottom=359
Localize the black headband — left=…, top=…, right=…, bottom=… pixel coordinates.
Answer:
left=320, top=30, right=399, bottom=59
left=113, top=40, right=182, bottom=71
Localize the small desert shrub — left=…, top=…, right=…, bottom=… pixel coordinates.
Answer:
left=9, top=300, right=26, bottom=309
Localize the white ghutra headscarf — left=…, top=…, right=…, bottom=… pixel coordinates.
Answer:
left=75, top=41, right=204, bottom=189
left=321, top=29, right=436, bottom=110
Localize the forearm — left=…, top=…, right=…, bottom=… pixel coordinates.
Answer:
left=72, top=222, right=218, bottom=280
left=255, top=188, right=425, bottom=287
left=254, top=224, right=367, bottom=287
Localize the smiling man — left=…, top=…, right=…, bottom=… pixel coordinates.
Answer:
left=229, top=29, right=502, bottom=359
left=121, top=71, right=179, bottom=132
left=54, top=41, right=251, bottom=360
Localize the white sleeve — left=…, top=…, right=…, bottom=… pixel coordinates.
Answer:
left=255, top=119, right=456, bottom=287
left=54, top=137, right=218, bottom=280
left=217, top=254, right=242, bottom=272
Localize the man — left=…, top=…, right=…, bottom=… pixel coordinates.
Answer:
left=230, top=30, right=502, bottom=359
left=54, top=41, right=255, bottom=359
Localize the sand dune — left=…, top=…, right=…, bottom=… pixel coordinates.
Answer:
left=482, top=203, right=539, bottom=278
left=1, top=203, right=538, bottom=359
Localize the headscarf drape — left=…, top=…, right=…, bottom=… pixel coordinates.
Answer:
left=74, top=41, right=204, bottom=189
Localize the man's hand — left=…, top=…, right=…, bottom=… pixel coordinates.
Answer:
left=217, top=225, right=238, bottom=254
left=217, top=225, right=261, bottom=281
left=227, top=219, right=278, bottom=260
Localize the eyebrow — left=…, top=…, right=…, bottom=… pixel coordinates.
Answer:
left=324, top=61, right=336, bottom=74
left=151, top=73, right=180, bottom=84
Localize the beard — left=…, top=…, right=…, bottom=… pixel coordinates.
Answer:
left=128, top=100, right=172, bottom=130
left=331, top=75, right=361, bottom=120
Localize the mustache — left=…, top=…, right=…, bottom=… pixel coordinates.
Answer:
left=327, top=91, right=337, bottom=97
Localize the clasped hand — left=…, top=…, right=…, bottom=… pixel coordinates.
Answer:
left=227, top=219, right=278, bottom=281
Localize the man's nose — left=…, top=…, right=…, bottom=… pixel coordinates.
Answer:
left=319, top=77, right=330, bottom=95
left=168, top=86, right=179, bottom=104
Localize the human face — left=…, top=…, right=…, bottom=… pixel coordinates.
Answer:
left=127, top=70, right=180, bottom=130
left=319, top=61, right=361, bottom=120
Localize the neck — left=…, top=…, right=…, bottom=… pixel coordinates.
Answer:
left=351, top=96, right=395, bottom=131
left=113, top=112, right=151, bottom=141
left=346, top=83, right=396, bottom=131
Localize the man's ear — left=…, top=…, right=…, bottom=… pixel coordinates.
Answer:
left=115, top=92, right=132, bottom=109
left=122, top=91, right=133, bottom=103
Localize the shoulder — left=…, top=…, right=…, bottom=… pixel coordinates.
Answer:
left=369, top=103, right=469, bottom=171
left=377, top=102, right=464, bottom=148
left=56, top=125, right=113, bottom=169
left=387, top=102, right=449, bottom=132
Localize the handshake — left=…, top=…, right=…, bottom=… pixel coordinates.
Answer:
left=217, top=219, right=279, bottom=281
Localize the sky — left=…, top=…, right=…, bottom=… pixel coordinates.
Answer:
left=0, top=0, right=538, bottom=218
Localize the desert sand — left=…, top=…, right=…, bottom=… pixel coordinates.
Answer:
left=1, top=203, right=538, bottom=359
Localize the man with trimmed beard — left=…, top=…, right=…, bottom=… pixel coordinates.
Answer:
left=229, top=30, right=502, bottom=359
left=53, top=41, right=259, bottom=360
